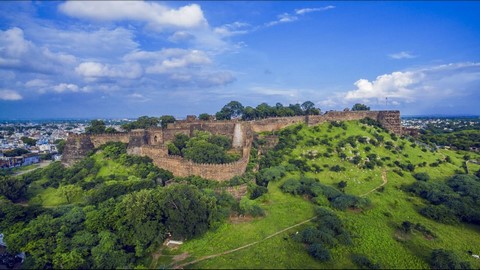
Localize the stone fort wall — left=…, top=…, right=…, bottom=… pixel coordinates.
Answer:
left=62, top=110, right=402, bottom=180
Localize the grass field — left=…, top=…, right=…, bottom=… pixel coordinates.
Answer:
left=160, top=121, right=480, bottom=269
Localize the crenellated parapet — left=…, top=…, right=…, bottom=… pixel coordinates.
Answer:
left=62, top=110, right=403, bottom=179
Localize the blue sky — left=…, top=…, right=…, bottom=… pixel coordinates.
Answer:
left=0, top=1, right=479, bottom=119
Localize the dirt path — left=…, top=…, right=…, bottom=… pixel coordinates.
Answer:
left=172, top=216, right=317, bottom=269
left=14, top=160, right=52, bottom=176
left=360, top=169, right=388, bottom=197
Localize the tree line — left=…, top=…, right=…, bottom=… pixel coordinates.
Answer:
left=83, top=102, right=370, bottom=134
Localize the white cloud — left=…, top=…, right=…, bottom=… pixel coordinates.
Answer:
left=0, top=89, right=22, bottom=100
left=75, top=61, right=143, bottom=80
left=168, top=31, right=195, bottom=43
left=389, top=51, right=416, bottom=59
left=25, top=79, right=50, bottom=88
left=0, top=27, right=76, bottom=74
left=145, top=50, right=212, bottom=74
left=320, top=62, right=480, bottom=108
left=295, top=6, right=335, bottom=15
left=59, top=1, right=207, bottom=30
left=266, top=13, right=298, bottom=27
left=214, top=22, right=250, bottom=37
left=53, top=83, right=80, bottom=93
left=28, top=27, right=138, bottom=59
left=267, top=5, right=334, bottom=27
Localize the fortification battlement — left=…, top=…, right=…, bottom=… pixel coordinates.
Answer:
left=62, top=110, right=402, bottom=180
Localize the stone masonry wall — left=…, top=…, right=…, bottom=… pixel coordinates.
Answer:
left=62, top=134, right=95, bottom=166
left=250, top=116, right=305, bottom=133
left=62, top=110, right=402, bottom=179
left=89, top=133, right=129, bottom=148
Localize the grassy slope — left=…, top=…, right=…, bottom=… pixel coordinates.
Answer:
left=26, top=152, right=140, bottom=207
left=173, top=121, right=480, bottom=269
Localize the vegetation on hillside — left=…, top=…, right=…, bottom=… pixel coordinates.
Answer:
left=419, top=130, right=480, bottom=150
left=214, top=100, right=321, bottom=120
left=173, top=119, right=480, bottom=269
left=167, top=131, right=240, bottom=164
left=3, top=115, right=480, bottom=269
left=0, top=142, right=242, bottom=268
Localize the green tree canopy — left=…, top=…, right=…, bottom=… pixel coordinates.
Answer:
left=21, top=136, right=37, bottom=146
left=216, top=101, right=244, bottom=120
left=85, top=120, right=106, bottom=134
left=159, top=115, right=176, bottom=128
left=352, top=103, right=370, bottom=111
left=198, top=113, right=211, bottom=121
left=122, top=116, right=160, bottom=131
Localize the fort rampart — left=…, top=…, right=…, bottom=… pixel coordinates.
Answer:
left=62, top=110, right=402, bottom=180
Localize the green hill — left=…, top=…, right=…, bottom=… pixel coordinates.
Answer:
left=2, top=120, right=480, bottom=269
left=168, top=120, right=480, bottom=269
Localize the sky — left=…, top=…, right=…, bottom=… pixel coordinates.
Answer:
left=0, top=1, right=479, bottom=119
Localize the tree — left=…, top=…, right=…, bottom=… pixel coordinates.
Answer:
left=3, top=148, right=29, bottom=157
left=301, top=101, right=320, bottom=115
left=172, top=134, right=190, bottom=152
left=55, top=139, right=66, bottom=154
left=198, top=113, right=211, bottom=121
left=308, top=244, right=331, bottom=262
left=159, top=115, right=176, bottom=128
left=183, top=141, right=227, bottom=164
left=413, top=172, right=430, bottom=181
left=105, top=127, right=117, bottom=134
left=242, top=106, right=257, bottom=121
left=401, top=221, right=413, bottom=233
left=430, top=249, right=470, bottom=270
left=59, top=184, right=82, bottom=204
left=217, top=101, right=244, bottom=120
left=256, top=103, right=272, bottom=118
left=0, top=176, right=26, bottom=201
left=122, top=116, right=160, bottom=131
left=91, top=231, right=128, bottom=269
left=86, top=120, right=106, bottom=134
left=337, top=181, right=347, bottom=192
left=352, top=103, right=370, bottom=111
left=21, top=136, right=37, bottom=146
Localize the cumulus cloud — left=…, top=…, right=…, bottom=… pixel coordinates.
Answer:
left=144, top=49, right=212, bottom=74
left=28, top=27, right=139, bottom=59
left=319, top=62, right=480, bottom=109
left=25, top=79, right=50, bottom=88
left=53, top=83, right=80, bottom=93
left=0, top=27, right=76, bottom=74
left=75, top=62, right=143, bottom=80
left=389, top=51, right=416, bottom=59
left=0, top=89, right=22, bottom=100
left=59, top=1, right=207, bottom=30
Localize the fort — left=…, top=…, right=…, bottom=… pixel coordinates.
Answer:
left=62, top=110, right=403, bottom=181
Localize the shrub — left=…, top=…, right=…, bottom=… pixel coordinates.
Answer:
left=281, top=178, right=303, bottom=195
left=351, top=254, right=381, bottom=269
left=413, top=172, right=430, bottom=181
left=249, top=185, right=268, bottom=200
left=430, top=249, right=471, bottom=270
left=330, top=165, right=345, bottom=172
left=308, top=244, right=331, bottom=262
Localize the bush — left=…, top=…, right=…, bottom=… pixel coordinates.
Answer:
left=308, top=244, right=331, bottom=262
left=239, top=197, right=265, bottom=217
left=281, top=178, right=303, bottom=195
left=249, top=185, right=268, bottom=200
left=413, top=172, right=430, bottom=181
left=420, top=205, right=458, bottom=224
left=330, top=165, right=346, bottom=172
left=430, top=249, right=471, bottom=270
left=351, top=254, right=381, bottom=269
